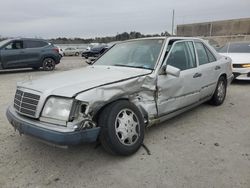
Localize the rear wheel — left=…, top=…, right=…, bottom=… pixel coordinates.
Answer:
left=98, top=100, right=145, bottom=156
left=43, top=58, right=55, bottom=71
left=75, top=52, right=79, bottom=56
left=209, top=76, right=227, bottom=106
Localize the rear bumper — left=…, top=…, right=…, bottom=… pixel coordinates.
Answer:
left=6, top=106, right=100, bottom=145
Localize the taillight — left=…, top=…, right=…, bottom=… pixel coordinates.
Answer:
left=53, top=48, right=59, bottom=53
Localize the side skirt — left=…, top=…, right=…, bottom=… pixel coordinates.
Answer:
left=147, top=96, right=211, bottom=127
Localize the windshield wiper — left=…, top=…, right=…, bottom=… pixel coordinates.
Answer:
left=113, top=64, right=153, bottom=70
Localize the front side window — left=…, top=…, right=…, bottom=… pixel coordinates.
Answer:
left=4, top=40, right=23, bottom=50
left=94, top=39, right=164, bottom=70
left=166, top=41, right=196, bottom=70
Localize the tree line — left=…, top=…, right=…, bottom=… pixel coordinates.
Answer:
left=0, top=31, right=170, bottom=44
left=49, top=31, right=170, bottom=44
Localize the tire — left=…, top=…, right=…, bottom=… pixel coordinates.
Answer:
left=75, top=52, right=79, bottom=56
left=209, top=76, right=227, bottom=106
left=43, top=58, right=55, bottom=71
left=98, top=100, right=145, bottom=156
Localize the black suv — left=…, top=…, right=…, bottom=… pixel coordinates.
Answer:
left=0, top=38, right=61, bottom=71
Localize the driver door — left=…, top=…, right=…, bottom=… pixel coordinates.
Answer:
left=157, top=40, right=202, bottom=117
left=1, top=40, right=27, bottom=68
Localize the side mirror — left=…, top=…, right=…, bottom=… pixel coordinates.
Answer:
left=165, top=65, right=180, bottom=77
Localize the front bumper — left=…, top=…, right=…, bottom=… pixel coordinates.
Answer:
left=233, top=72, right=250, bottom=80
left=233, top=67, right=250, bottom=80
left=6, top=106, right=100, bottom=145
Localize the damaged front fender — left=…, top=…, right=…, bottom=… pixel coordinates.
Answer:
left=75, top=74, right=158, bottom=125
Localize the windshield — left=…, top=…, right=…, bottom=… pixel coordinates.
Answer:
left=94, top=39, right=164, bottom=70
left=219, top=42, right=250, bottom=53
left=0, top=39, right=11, bottom=48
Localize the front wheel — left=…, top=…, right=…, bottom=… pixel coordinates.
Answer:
left=75, top=52, right=79, bottom=56
left=209, top=76, right=227, bottom=106
left=99, top=100, right=145, bottom=156
left=43, top=58, right=55, bottom=71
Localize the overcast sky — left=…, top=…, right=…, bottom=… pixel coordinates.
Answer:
left=1, top=0, right=250, bottom=38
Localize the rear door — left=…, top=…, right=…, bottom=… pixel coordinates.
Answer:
left=23, top=40, right=48, bottom=66
left=194, top=41, right=220, bottom=99
left=1, top=40, right=27, bottom=68
left=157, top=40, right=202, bottom=116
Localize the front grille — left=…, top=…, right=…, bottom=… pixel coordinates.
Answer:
left=14, top=89, right=40, bottom=117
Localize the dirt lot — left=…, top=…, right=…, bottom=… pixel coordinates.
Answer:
left=0, top=56, right=249, bottom=188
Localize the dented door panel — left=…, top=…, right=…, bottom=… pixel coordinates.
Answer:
left=157, top=68, right=201, bottom=116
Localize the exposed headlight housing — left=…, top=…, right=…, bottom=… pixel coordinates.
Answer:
left=41, top=97, right=73, bottom=125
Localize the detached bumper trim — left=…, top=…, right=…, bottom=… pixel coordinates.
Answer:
left=227, top=74, right=234, bottom=84
left=6, top=106, right=100, bottom=145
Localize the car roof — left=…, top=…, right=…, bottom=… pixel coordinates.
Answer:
left=124, top=36, right=201, bottom=41
left=117, top=36, right=203, bottom=44
left=10, top=38, right=48, bottom=42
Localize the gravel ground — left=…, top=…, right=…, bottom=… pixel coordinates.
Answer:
left=0, top=56, right=249, bottom=188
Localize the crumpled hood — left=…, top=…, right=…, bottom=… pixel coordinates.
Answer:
left=220, top=53, right=250, bottom=64
left=18, top=65, right=151, bottom=97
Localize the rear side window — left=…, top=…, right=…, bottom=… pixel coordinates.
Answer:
left=166, top=41, right=196, bottom=70
left=205, top=46, right=216, bottom=62
left=25, top=40, right=48, bottom=48
left=195, top=42, right=210, bottom=65
left=195, top=42, right=216, bottom=65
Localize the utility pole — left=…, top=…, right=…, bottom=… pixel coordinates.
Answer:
left=171, top=9, right=175, bottom=35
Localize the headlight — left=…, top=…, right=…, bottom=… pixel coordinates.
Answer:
left=41, top=97, right=73, bottom=121
left=242, top=64, right=250, bottom=68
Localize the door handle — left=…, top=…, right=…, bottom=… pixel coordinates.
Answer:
left=215, top=66, right=221, bottom=70
left=193, top=73, right=202, bottom=78
left=20, top=51, right=25, bottom=54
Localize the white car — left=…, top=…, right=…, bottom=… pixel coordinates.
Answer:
left=63, top=47, right=80, bottom=56
left=55, top=46, right=64, bottom=58
left=219, top=41, right=250, bottom=80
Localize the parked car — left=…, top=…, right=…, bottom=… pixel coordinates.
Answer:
left=63, top=47, right=80, bottom=56
left=6, top=37, right=233, bottom=155
left=219, top=41, right=250, bottom=80
left=81, top=44, right=109, bottom=59
left=0, top=38, right=61, bottom=71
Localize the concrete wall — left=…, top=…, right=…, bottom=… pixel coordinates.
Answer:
left=177, top=18, right=250, bottom=37
left=203, top=35, right=250, bottom=47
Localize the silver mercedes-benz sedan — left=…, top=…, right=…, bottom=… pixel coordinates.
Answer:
left=6, top=37, right=233, bottom=155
